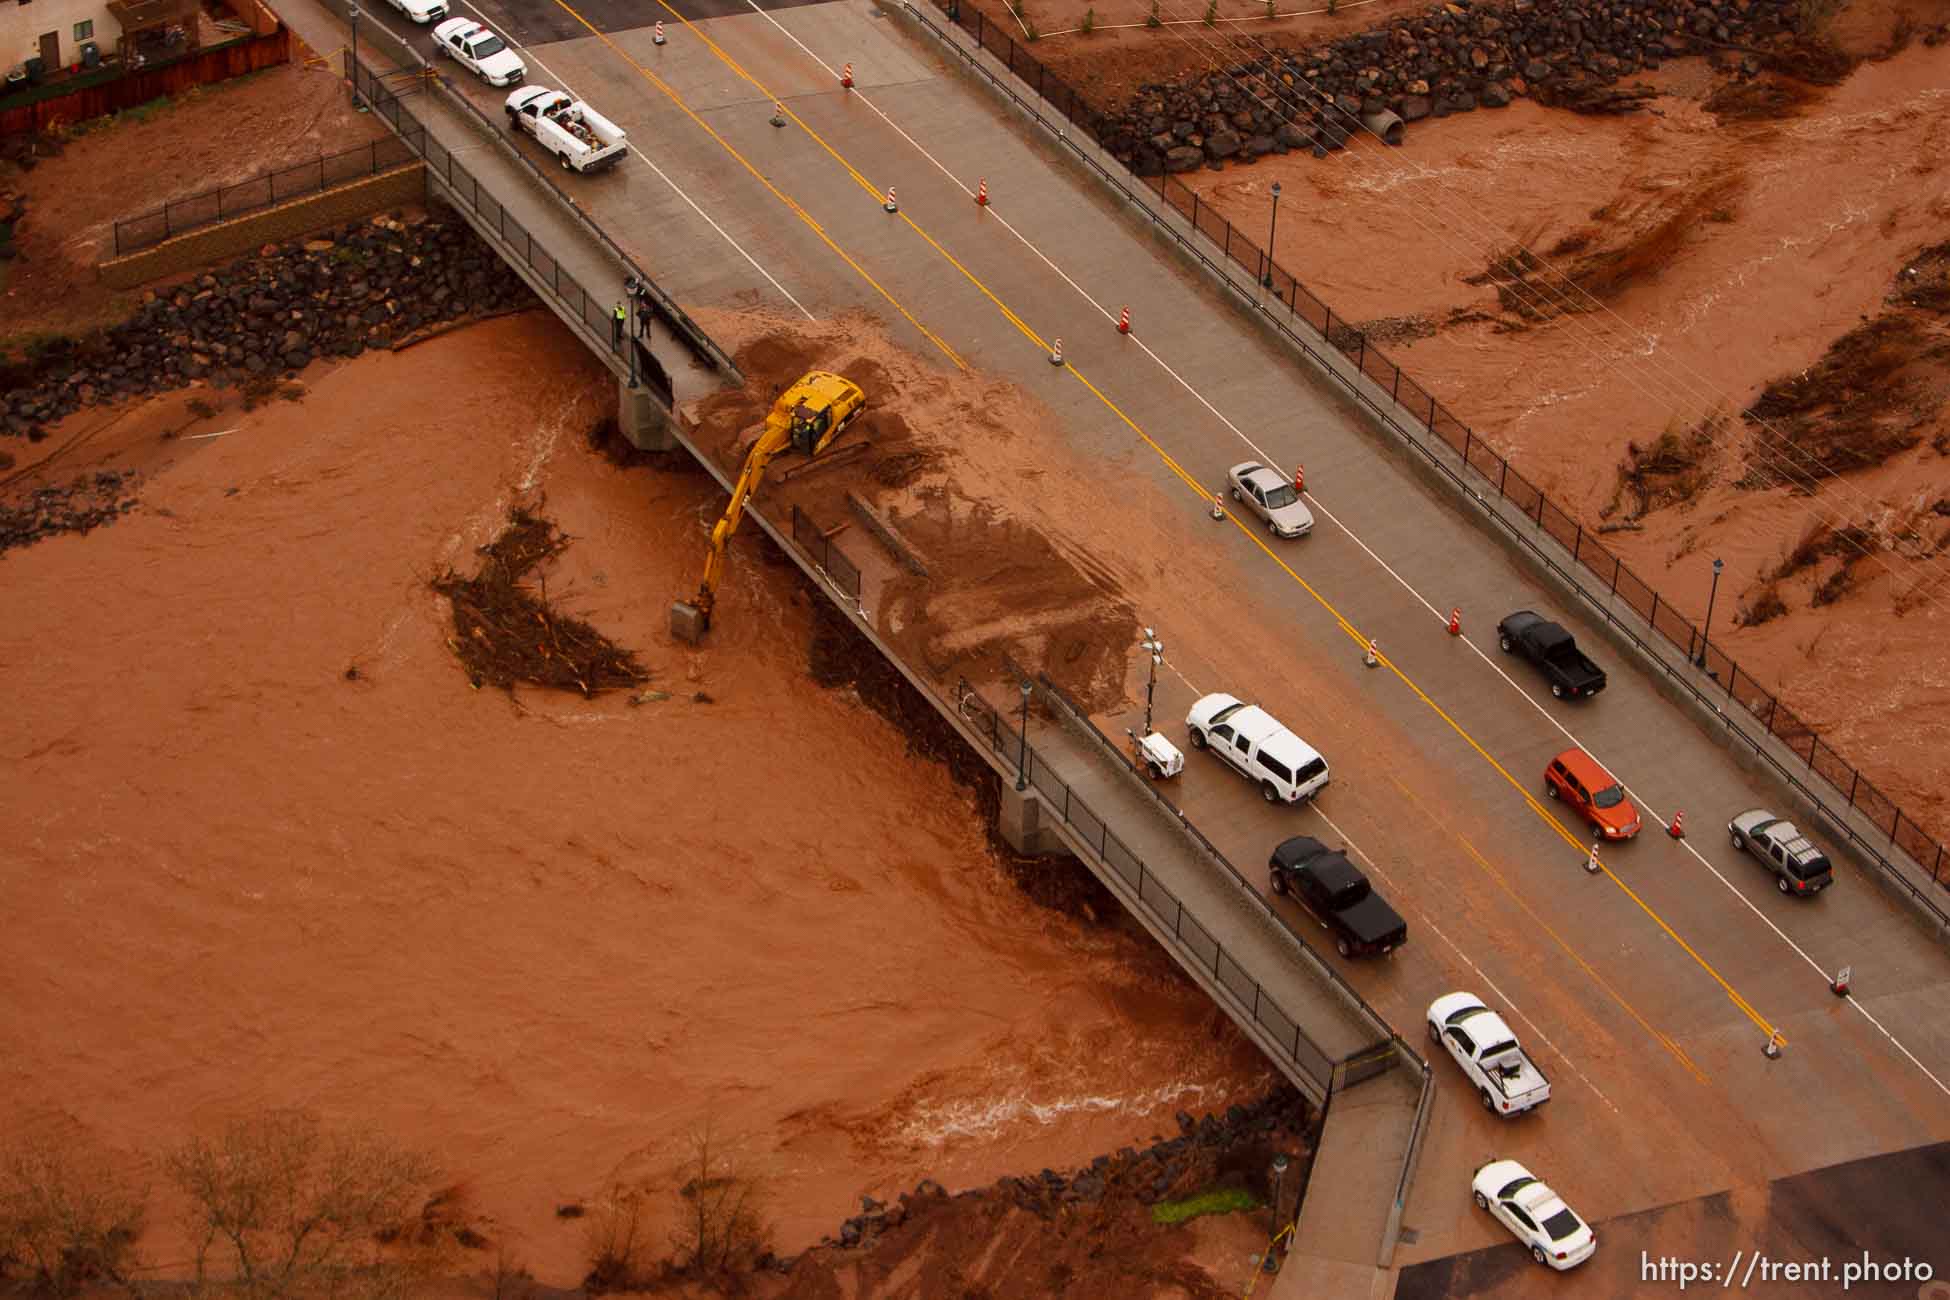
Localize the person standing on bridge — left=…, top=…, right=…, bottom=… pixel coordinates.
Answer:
left=611, top=301, right=626, bottom=349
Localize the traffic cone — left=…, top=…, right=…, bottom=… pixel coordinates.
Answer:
left=1293, top=464, right=1304, bottom=492
left=1584, top=842, right=1601, bottom=874
left=883, top=186, right=898, bottom=213
left=1668, top=809, right=1686, bottom=839
left=1762, top=1030, right=1783, bottom=1059
left=653, top=20, right=666, bottom=44
left=1830, top=968, right=1850, bottom=997
left=1117, top=306, right=1131, bottom=334
left=1363, top=638, right=1379, bottom=668
left=1048, top=337, right=1063, bottom=366
left=975, top=177, right=989, bottom=206
left=770, top=102, right=786, bottom=127
left=1211, top=493, right=1225, bottom=520
left=841, top=61, right=853, bottom=88
left=1447, top=608, right=1461, bottom=636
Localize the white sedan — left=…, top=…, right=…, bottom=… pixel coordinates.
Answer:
left=1471, top=1159, right=1595, bottom=1270
left=1227, top=461, right=1313, bottom=537
left=432, top=16, right=525, bottom=87
left=381, top=0, right=447, bottom=24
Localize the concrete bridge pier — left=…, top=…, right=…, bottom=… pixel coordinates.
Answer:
left=619, top=377, right=677, bottom=451
left=998, top=782, right=1074, bottom=858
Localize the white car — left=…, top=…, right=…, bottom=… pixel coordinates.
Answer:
left=1185, top=692, right=1329, bottom=804
left=1471, top=1160, right=1596, bottom=1270
left=1228, top=461, right=1313, bottom=538
left=382, top=0, right=447, bottom=24
left=433, top=17, right=525, bottom=87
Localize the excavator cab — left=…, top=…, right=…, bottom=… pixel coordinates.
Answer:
left=671, top=369, right=867, bottom=643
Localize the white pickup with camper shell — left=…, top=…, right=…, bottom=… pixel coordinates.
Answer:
left=1428, top=992, right=1551, bottom=1116
left=1185, top=693, right=1329, bottom=804
left=504, top=87, right=627, bottom=173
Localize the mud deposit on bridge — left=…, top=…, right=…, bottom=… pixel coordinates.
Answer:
left=0, top=311, right=1272, bottom=1289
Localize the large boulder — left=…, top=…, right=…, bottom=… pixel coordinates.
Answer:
left=1164, top=145, right=1205, bottom=172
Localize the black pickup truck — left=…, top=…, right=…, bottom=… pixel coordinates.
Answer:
left=1268, top=837, right=1408, bottom=959
left=1497, top=611, right=1607, bottom=700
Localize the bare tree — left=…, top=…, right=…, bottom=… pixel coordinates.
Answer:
left=671, top=1122, right=770, bottom=1283
left=580, top=1182, right=654, bottom=1293
left=165, top=1108, right=432, bottom=1298
left=0, top=1130, right=146, bottom=1297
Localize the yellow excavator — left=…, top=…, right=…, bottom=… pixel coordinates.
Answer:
left=670, top=370, right=867, bottom=642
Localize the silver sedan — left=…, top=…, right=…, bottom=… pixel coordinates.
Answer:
left=1228, top=462, right=1314, bottom=538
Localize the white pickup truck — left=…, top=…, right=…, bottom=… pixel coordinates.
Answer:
left=504, top=87, right=627, bottom=173
left=1428, top=992, right=1551, bottom=1117
left=1185, top=692, right=1329, bottom=804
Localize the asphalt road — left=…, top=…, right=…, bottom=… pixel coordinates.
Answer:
left=335, top=0, right=1950, bottom=1276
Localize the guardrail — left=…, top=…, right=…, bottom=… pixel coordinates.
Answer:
left=790, top=505, right=863, bottom=603
left=899, top=0, right=1950, bottom=931
left=112, top=137, right=417, bottom=254
left=335, top=8, right=737, bottom=383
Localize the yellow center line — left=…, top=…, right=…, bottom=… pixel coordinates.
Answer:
left=545, top=0, right=965, bottom=371
left=593, top=0, right=1781, bottom=1049
left=1386, top=771, right=1711, bottom=1083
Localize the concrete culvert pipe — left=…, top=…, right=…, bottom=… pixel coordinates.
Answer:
left=1360, top=109, right=1405, bottom=146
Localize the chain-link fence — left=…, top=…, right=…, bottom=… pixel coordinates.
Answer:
left=908, top=0, right=1950, bottom=926
left=112, top=137, right=417, bottom=254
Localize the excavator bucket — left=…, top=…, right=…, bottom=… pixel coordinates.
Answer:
left=670, top=600, right=708, bottom=643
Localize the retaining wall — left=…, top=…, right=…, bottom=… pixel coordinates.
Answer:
left=96, top=162, right=425, bottom=288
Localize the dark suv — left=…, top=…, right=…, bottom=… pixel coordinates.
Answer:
left=1728, top=809, right=1834, bottom=897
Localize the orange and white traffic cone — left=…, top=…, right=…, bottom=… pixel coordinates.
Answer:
left=841, top=61, right=854, bottom=88
left=1585, top=842, right=1601, bottom=874
left=1116, top=305, right=1131, bottom=334
left=1211, top=493, right=1225, bottom=520
left=1293, top=464, right=1305, bottom=492
left=653, top=19, right=666, bottom=44
left=1048, top=338, right=1063, bottom=366
left=882, top=186, right=898, bottom=213
left=1363, top=638, right=1379, bottom=668
left=1447, top=608, right=1461, bottom=636
left=1668, top=809, right=1686, bottom=839
left=975, top=177, right=989, bottom=206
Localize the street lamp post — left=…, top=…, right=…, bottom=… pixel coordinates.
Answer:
left=347, top=5, right=366, bottom=112
left=622, top=275, right=640, bottom=389
left=1262, top=181, right=1282, bottom=290
left=1264, top=1153, right=1289, bottom=1273
left=1697, top=557, right=1724, bottom=669
left=1140, top=627, right=1164, bottom=736
left=1015, top=679, right=1032, bottom=792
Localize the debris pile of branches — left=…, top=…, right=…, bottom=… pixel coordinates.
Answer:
left=431, top=509, right=648, bottom=697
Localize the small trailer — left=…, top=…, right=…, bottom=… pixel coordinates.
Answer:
left=504, top=87, right=627, bottom=174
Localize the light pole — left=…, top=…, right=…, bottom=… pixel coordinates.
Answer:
left=347, top=4, right=367, bottom=112
left=1261, top=181, right=1282, bottom=289
left=1264, top=1153, right=1289, bottom=1272
left=1697, top=557, right=1724, bottom=668
left=622, top=275, right=639, bottom=389
left=1139, top=627, right=1164, bottom=736
left=1014, top=679, right=1032, bottom=792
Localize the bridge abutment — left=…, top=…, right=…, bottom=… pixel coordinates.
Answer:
left=998, top=782, right=1073, bottom=859
left=618, top=377, right=677, bottom=451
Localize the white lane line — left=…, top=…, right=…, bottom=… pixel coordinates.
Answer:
left=443, top=1, right=816, bottom=320
left=1308, top=805, right=1618, bottom=1114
